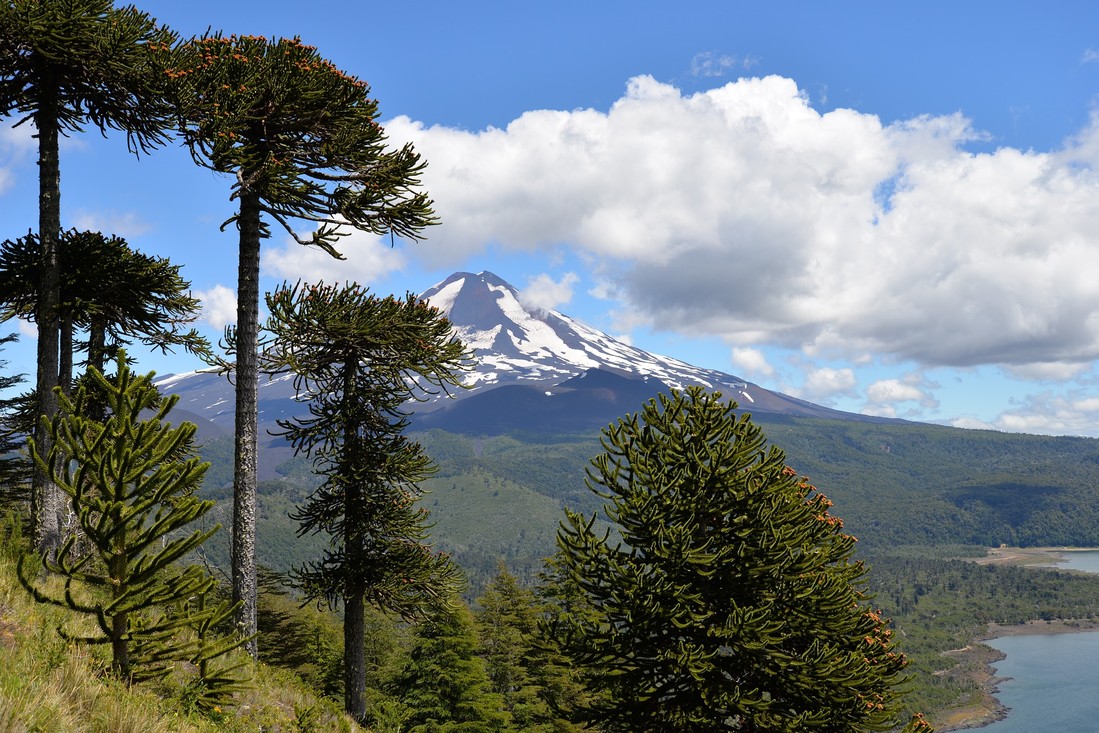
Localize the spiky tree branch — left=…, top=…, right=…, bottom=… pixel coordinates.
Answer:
left=17, top=354, right=226, bottom=684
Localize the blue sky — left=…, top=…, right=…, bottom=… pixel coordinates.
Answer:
left=5, top=1, right=1099, bottom=435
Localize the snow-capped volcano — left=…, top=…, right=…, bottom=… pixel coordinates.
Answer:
left=423, top=270, right=751, bottom=396
left=155, top=271, right=890, bottom=441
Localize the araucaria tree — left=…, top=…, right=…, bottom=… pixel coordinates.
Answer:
left=18, top=354, right=220, bottom=684
left=261, top=281, right=467, bottom=723
left=0, top=0, right=175, bottom=553
left=544, top=386, right=923, bottom=732
left=162, top=33, right=437, bottom=652
left=0, top=230, right=208, bottom=387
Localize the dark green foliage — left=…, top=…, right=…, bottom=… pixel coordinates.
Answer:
left=17, top=354, right=228, bottom=683
left=476, top=565, right=585, bottom=733
left=160, top=30, right=439, bottom=654
left=0, top=230, right=209, bottom=376
left=754, top=415, right=1099, bottom=548
left=180, top=588, right=254, bottom=711
left=393, top=600, right=512, bottom=732
left=261, top=281, right=469, bottom=721
left=0, top=0, right=177, bottom=554
left=401, top=416, right=1099, bottom=583
left=161, top=33, right=437, bottom=255
left=0, top=0, right=174, bottom=146
left=544, top=387, right=914, bottom=732
left=263, top=281, right=468, bottom=614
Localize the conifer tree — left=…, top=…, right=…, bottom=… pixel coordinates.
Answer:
left=0, top=0, right=175, bottom=554
left=394, top=600, right=512, bottom=733
left=0, top=230, right=208, bottom=387
left=544, top=386, right=929, bottom=733
left=477, top=565, right=584, bottom=733
left=260, top=281, right=467, bottom=722
left=17, top=354, right=227, bottom=683
left=161, top=32, right=437, bottom=654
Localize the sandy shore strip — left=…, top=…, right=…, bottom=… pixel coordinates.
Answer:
left=973, top=546, right=1098, bottom=568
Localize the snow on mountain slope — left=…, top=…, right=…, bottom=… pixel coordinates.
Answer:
left=154, top=270, right=891, bottom=434
left=421, top=271, right=751, bottom=396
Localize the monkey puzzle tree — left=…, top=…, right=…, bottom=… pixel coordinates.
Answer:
left=0, top=0, right=175, bottom=553
left=259, top=281, right=467, bottom=723
left=18, top=354, right=222, bottom=684
left=0, top=230, right=208, bottom=388
left=543, top=387, right=929, bottom=733
left=161, top=34, right=437, bottom=651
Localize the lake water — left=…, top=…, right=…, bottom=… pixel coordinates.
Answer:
left=977, top=549, right=1099, bottom=732
left=1051, top=549, right=1099, bottom=574
left=980, top=632, right=1099, bottom=732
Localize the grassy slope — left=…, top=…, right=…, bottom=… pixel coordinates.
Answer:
left=0, top=537, right=360, bottom=733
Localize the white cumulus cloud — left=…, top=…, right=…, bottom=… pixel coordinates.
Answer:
left=519, top=272, right=579, bottom=312
left=730, top=347, right=774, bottom=378
left=796, top=366, right=857, bottom=402
left=383, top=74, right=1099, bottom=373
left=195, top=285, right=237, bottom=330
left=264, top=230, right=408, bottom=285
left=992, top=391, right=1099, bottom=436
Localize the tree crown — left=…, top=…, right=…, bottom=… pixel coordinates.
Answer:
left=161, top=34, right=437, bottom=255
left=0, top=0, right=176, bottom=152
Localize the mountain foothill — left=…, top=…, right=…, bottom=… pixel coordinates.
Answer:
left=160, top=270, right=1099, bottom=587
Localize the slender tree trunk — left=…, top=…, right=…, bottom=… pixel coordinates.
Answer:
left=59, top=314, right=73, bottom=394
left=344, top=571, right=367, bottom=722
left=111, top=548, right=131, bottom=683
left=342, top=360, right=367, bottom=722
left=33, top=104, right=61, bottom=555
left=231, top=189, right=261, bottom=658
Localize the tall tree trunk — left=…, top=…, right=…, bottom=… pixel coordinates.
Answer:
left=231, top=189, right=261, bottom=658
left=59, top=314, right=73, bottom=394
left=33, top=104, right=61, bottom=555
left=342, top=359, right=367, bottom=722
left=344, top=571, right=367, bottom=722
left=110, top=529, right=131, bottom=684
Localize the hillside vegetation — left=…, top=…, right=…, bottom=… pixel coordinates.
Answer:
left=0, top=521, right=361, bottom=733
left=205, top=417, right=1099, bottom=588
left=182, top=412, right=1099, bottom=730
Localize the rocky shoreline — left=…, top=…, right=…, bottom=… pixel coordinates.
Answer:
left=934, top=545, right=1099, bottom=730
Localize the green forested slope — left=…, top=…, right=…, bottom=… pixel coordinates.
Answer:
left=196, top=417, right=1099, bottom=588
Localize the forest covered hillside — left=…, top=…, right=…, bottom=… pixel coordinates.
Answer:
left=191, top=415, right=1099, bottom=590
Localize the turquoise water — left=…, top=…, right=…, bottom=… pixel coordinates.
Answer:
left=980, top=632, right=1099, bottom=732
left=976, top=549, right=1099, bottom=731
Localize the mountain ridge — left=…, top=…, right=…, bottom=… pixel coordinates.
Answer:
left=154, top=270, right=900, bottom=440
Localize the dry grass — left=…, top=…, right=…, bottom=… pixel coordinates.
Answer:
left=0, top=546, right=362, bottom=732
